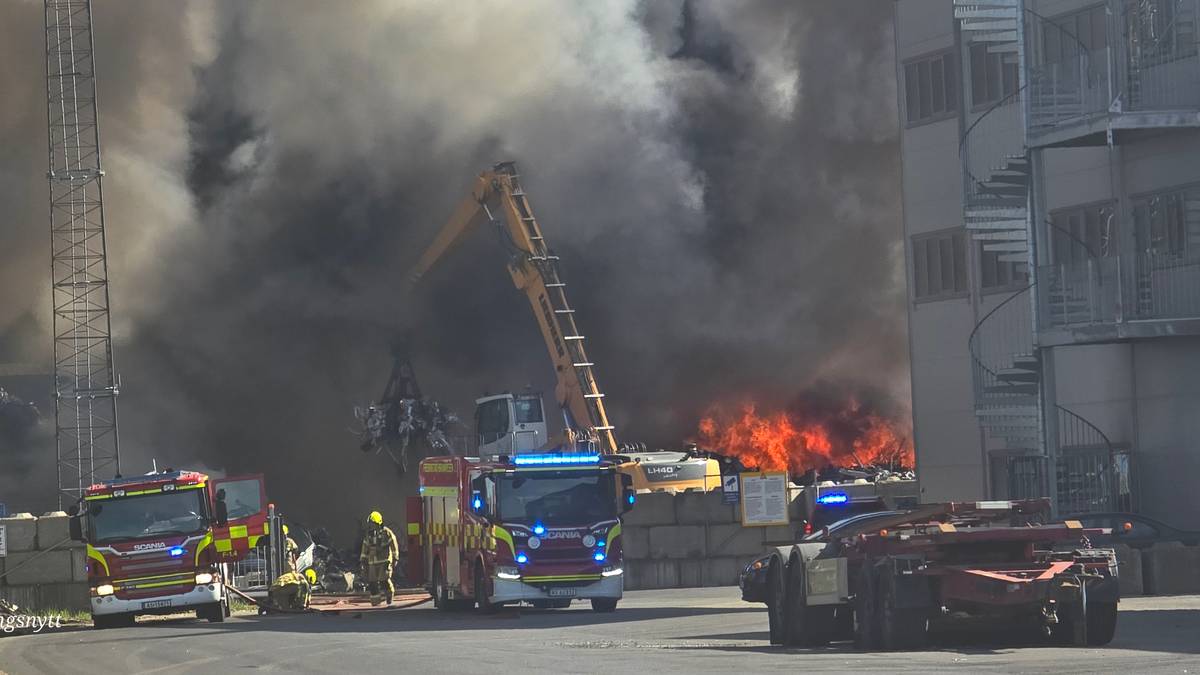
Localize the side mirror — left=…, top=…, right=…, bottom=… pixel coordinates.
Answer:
left=215, top=496, right=229, bottom=528
left=67, top=504, right=84, bottom=542
left=622, top=488, right=636, bottom=513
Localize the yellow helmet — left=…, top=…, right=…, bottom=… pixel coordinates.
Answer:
left=369, top=511, right=383, bottom=525
left=304, top=567, right=318, bottom=585
left=283, top=524, right=290, bottom=535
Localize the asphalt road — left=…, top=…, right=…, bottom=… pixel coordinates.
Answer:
left=1, top=588, right=1198, bottom=674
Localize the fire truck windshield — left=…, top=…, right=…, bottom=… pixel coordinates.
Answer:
left=89, top=490, right=209, bottom=543
left=496, top=469, right=616, bottom=525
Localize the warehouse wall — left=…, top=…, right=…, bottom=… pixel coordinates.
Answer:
left=0, top=512, right=89, bottom=613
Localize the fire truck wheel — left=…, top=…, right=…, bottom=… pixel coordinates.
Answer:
left=590, top=598, right=618, bottom=613
left=766, top=561, right=785, bottom=646
left=199, top=601, right=226, bottom=623
left=432, top=563, right=449, bottom=611
left=879, top=572, right=927, bottom=651
left=853, top=565, right=881, bottom=650
left=474, top=565, right=496, bottom=614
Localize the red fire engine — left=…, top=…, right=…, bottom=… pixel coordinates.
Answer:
left=68, top=470, right=269, bottom=629
left=413, top=442, right=635, bottom=613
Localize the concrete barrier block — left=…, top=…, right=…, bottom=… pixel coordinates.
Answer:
left=622, top=526, right=651, bottom=559
left=69, top=547, right=88, bottom=583
left=627, top=560, right=679, bottom=590
left=1113, top=544, right=1143, bottom=597
left=622, top=492, right=678, bottom=527
left=702, top=556, right=745, bottom=587
left=1143, top=542, right=1200, bottom=595
left=36, top=582, right=90, bottom=612
left=760, top=524, right=801, bottom=546
left=706, top=524, right=764, bottom=558
left=37, top=512, right=71, bottom=549
left=675, top=491, right=737, bottom=525
left=678, top=559, right=703, bottom=588
left=647, top=526, right=706, bottom=559
left=3, top=550, right=73, bottom=586
left=0, top=514, right=39, bottom=552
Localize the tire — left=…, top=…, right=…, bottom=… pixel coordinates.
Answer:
left=783, top=558, right=832, bottom=647
left=854, top=565, right=881, bottom=650
left=1086, top=602, right=1118, bottom=646
left=766, top=561, right=786, bottom=646
left=474, top=565, right=496, bottom=615
left=879, top=572, right=927, bottom=651
left=432, top=563, right=449, bottom=611
left=591, top=598, right=618, bottom=613
left=1050, top=578, right=1088, bottom=646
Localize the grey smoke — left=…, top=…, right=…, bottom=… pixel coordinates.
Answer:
left=0, top=0, right=905, bottom=534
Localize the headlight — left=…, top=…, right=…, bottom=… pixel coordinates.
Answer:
left=95, top=584, right=114, bottom=596
left=195, top=572, right=214, bottom=585
left=496, top=566, right=521, bottom=580
left=601, top=566, right=623, bottom=577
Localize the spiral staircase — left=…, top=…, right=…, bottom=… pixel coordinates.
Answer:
left=956, top=0, right=1117, bottom=512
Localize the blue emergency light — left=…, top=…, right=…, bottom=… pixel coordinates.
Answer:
left=512, top=452, right=601, bottom=466
left=593, top=551, right=606, bottom=562
left=816, top=492, right=849, bottom=505
left=532, top=522, right=546, bottom=536
left=516, top=552, right=529, bottom=564
left=168, top=546, right=186, bottom=557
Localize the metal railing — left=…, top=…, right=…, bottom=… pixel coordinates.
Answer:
left=1004, top=405, right=1130, bottom=515
left=1038, top=250, right=1200, bottom=327
left=1029, top=48, right=1113, bottom=127
left=961, top=90, right=1026, bottom=207
left=1122, top=0, right=1200, bottom=111
left=969, top=283, right=1036, bottom=405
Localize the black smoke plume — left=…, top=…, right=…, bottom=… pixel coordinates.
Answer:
left=0, top=1, right=906, bottom=537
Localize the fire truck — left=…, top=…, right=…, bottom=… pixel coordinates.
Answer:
left=67, top=470, right=269, bottom=629
left=412, top=393, right=635, bottom=613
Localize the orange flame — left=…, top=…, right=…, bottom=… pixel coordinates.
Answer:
left=697, top=399, right=913, bottom=475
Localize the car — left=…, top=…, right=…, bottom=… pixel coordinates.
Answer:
left=739, top=510, right=904, bottom=603
left=1062, top=512, right=1200, bottom=548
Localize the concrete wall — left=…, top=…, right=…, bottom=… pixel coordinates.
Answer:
left=0, top=512, right=89, bottom=612
left=622, top=491, right=804, bottom=590
left=1130, top=337, right=1200, bottom=523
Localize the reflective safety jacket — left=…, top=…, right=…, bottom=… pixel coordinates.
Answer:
left=360, top=524, right=399, bottom=565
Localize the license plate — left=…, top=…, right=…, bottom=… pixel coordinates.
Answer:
left=141, top=599, right=171, bottom=609
left=548, top=588, right=576, bottom=598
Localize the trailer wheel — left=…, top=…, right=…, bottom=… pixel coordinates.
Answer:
left=474, top=564, right=496, bottom=615
left=853, top=565, right=881, bottom=650
left=766, top=560, right=785, bottom=646
left=783, top=558, right=832, bottom=647
left=1086, top=602, right=1117, bottom=646
left=879, top=572, right=927, bottom=651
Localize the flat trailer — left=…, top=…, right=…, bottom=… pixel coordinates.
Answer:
left=760, top=499, right=1119, bottom=650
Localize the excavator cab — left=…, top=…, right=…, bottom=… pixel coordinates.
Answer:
left=475, top=392, right=549, bottom=457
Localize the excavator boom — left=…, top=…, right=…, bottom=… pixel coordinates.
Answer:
left=410, top=162, right=617, bottom=453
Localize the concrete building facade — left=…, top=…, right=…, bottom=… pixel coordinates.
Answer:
left=895, top=0, right=1200, bottom=521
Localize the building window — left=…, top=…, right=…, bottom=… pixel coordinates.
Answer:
left=1128, top=0, right=1200, bottom=66
left=903, top=51, right=957, bottom=125
left=979, top=245, right=1029, bottom=292
left=1041, top=5, right=1108, bottom=65
left=970, top=43, right=1019, bottom=107
left=912, top=229, right=968, bottom=300
left=1050, top=202, right=1118, bottom=265
left=1133, top=186, right=1200, bottom=256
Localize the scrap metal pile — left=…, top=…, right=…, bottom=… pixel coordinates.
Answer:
left=354, top=345, right=462, bottom=473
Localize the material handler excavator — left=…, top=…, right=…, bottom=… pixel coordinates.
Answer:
left=410, top=162, right=718, bottom=493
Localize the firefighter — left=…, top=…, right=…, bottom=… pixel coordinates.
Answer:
left=284, top=524, right=299, bottom=572
left=268, top=569, right=310, bottom=611
left=360, top=510, right=399, bottom=606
